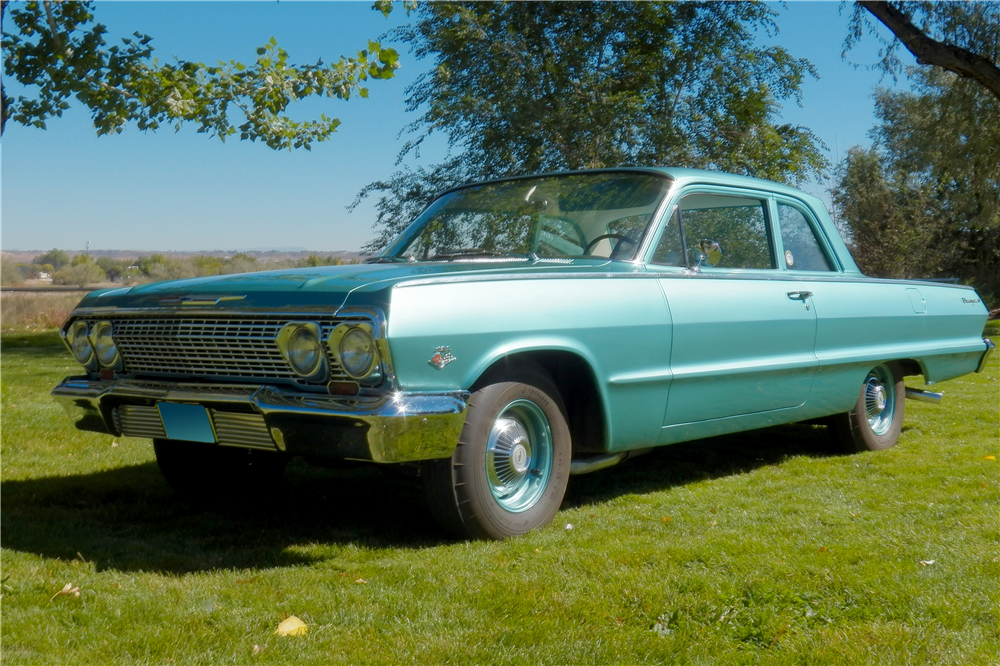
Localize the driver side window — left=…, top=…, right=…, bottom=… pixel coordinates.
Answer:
left=680, top=194, right=773, bottom=269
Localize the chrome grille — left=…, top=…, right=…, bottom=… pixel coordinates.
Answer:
left=210, top=410, right=277, bottom=450
left=117, top=405, right=167, bottom=439
left=113, top=404, right=277, bottom=451
left=107, top=316, right=348, bottom=381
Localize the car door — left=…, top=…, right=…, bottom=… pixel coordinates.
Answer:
left=647, top=187, right=820, bottom=435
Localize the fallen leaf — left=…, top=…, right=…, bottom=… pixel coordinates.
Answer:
left=50, top=583, right=81, bottom=601
left=252, top=645, right=262, bottom=656
left=818, top=547, right=827, bottom=553
left=918, top=560, right=936, bottom=566
left=661, top=516, right=671, bottom=523
left=564, top=523, right=574, bottom=530
left=985, top=456, right=996, bottom=461
left=355, top=578, right=367, bottom=584
left=275, top=615, right=308, bottom=637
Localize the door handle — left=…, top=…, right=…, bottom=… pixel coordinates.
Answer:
left=787, top=291, right=813, bottom=300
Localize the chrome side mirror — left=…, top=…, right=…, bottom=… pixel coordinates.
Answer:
left=695, top=239, right=722, bottom=268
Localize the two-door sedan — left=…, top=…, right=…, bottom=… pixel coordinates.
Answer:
left=53, top=168, right=993, bottom=539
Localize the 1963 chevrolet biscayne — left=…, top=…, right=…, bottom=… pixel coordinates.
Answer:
left=53, top=168, right=993, bottom=539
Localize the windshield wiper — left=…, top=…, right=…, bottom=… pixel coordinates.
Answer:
left=432, top=248, right=536, bottom=261
left=362, top=256, right=415, bottom=264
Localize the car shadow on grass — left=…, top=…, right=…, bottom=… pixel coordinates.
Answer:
left=1, top=423, right=842, bottom=574
left=564, top=422, right=842, bottom=508
left=0, top=457, right=445, bottom=574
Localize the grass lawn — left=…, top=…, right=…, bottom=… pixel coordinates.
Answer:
left=2, top=331, right=998, bottom=665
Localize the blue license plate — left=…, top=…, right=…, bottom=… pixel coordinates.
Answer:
left=157, top=403, right=215, bottom=443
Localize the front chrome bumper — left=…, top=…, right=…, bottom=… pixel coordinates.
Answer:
left=52, top=377, right=469, bottom=463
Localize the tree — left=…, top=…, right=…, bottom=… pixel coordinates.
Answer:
left=835, top=2, right=999, bottom=308
left=1, top=1, right=401, bottom=149
left=32, top=248, right=70, bottom=270
left=53, top=254, right=105, bottom=285
left=833, top=69, right=999, bottom=306
left=848, top=1, right=1000, bottom=101
left=356, top=1, right=827, bottom=251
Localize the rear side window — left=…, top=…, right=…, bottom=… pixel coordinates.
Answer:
left=777, top=203, right=833, bottom=271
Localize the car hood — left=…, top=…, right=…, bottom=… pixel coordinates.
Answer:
left=71, top=259, right=632, bottom=313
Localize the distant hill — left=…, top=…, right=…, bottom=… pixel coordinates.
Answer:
left=1, top=249, right=366, bottom=264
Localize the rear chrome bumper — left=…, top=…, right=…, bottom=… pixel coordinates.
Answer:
left=52, top=377, right=469, bottom=463
left=977, top=337, right=995, bottom=373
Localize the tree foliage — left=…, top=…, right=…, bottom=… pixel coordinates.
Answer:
left=835, top=1, right=999, bottom=307
left=847, top=1, right=1000, bottom=101
left=1, top=1, right=400, bottom=149
left=357, top=1, right=827, bottom=251
left=833, top=69, right=999, bottom=306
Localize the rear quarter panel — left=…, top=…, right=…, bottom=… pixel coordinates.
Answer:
left=809, top=279, right=988, bottom=414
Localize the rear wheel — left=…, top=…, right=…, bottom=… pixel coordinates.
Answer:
left=423, top=369, right=571, bottom=540
left=153, top=439, right=289, bottom=504
left=829, top=363, right=905, bottom=452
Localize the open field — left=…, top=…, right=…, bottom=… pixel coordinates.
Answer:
left=1, top=332, right=998, bottom=665
left=0, top=292, right=87, bottom=332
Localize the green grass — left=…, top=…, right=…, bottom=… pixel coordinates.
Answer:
left=2, top=331, right=998, bottom=665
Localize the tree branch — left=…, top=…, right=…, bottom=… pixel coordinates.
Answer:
left=859, top=0, right=1000, bottom=101
left=42, top=0, right=71, bottom=59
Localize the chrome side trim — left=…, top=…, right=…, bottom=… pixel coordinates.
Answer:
left=977, top=337, right=995, bottom=373
left=904, top=388, right=944, bottom=404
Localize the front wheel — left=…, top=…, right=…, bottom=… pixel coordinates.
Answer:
left=423, top=370, right=571, bottom=540
left=829, top=363, right=905, bottom=452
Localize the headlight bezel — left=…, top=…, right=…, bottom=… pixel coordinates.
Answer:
left=276, top=321, right=329, bottom=382
left=328, top=323, right=380, bottom=381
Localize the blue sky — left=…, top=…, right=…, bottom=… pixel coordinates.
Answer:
left=0, top=1, right=914, bottom=253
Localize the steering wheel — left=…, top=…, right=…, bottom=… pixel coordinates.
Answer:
left=584, top=233, right=638, bottom=259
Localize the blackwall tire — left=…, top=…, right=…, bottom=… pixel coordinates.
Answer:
left=423, top=369, right=571, bottom=540
left=829, top=363, right=905, bottom=453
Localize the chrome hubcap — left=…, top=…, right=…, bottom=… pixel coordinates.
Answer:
left=485, top=399, right=553, bottom=513
left=863, top=366, right=896, bottom=436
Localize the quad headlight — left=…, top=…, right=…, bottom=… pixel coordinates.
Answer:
left=328, top=323, right=380, bottom=381
left=91, top=320, right=119, bottom=368
left=276, top=322, right=328, bottom=381
left=340, top=327, right=376, bottom=378
left=67, top=320, right=95, bottom=367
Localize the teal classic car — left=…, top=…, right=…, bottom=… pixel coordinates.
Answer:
left=53, top=168, right=993, bottom=539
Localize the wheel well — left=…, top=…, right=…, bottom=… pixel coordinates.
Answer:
left=895, top=358, right=923, bottom=379
left=472, top=351, right=607, bottom=455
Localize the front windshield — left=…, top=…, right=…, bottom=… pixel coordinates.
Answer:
left=382, top=172, right=670, bottom=262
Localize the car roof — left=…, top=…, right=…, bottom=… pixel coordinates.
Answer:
left=445, top=167, right=823, bottom=207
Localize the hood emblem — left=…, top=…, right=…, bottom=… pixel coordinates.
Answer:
left=156, top=295, right=246, bottom=306
left=429, top=346, right=456, bottom=369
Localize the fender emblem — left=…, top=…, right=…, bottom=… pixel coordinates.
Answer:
left=429, top=346, right=456, bottom=369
